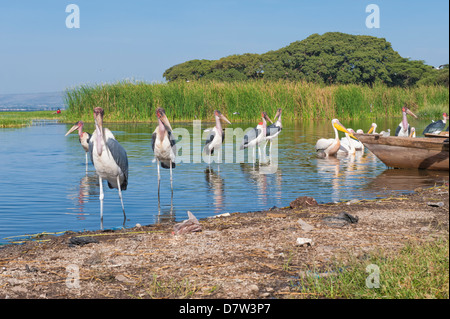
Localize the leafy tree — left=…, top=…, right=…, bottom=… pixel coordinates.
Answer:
left=163, top=32, right=448, bottom=87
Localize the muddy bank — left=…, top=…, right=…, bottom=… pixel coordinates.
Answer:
left=0, top=184, right=448, bottom=299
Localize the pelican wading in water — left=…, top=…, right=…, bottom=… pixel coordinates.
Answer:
left=240, top=112, right=271, bottom=163
left=65, top=121, right=91, bottom=172
left=339, top=128, right=362, bottom=154
left=203, top=110, right=231, bottom=165
left=89, top=107, right=129, bottom=228
left=395, top=106, right=418, bottom=137
left=151, top=107, right=176, bottom=195
left=315, top=119, right=356, bottom=158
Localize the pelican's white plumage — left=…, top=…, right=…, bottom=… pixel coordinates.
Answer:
left=315, top=119, right=355, bottom=158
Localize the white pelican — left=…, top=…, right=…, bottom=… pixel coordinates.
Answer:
left=422, top=112, right=449, bottom=135
left=89, top=107, right=129, bottom=227
left=151, top=107, right=176, bottom=194
left=367, top=123, right=377, bottom=134
left=395, top=106, right=418, bottom=137
left=203, top=110, right=231, bottom=164
left=379, top=129, right=391, bottom=137
left=315, top=119, right=355, bottom=158
left=339, top=128, right=363, bottom=153
left=65, top=121, right=91, bottom=172
left=409, top=127, right=416, bottom=138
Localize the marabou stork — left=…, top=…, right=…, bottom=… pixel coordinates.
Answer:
left=203, top=110, right=231, bottom=164
left=151, top=108, right=176, bottom=195
left=89, top=107, right=129, bottom=227
left=264, top=108, right=283, bottom=157
left=395, top=106, right=418, bottom=137
left=422, top=112, right=449, bottom=135
left=65, top=121, right=91, bottom=172
left=240, top=112, right=271, bottom=163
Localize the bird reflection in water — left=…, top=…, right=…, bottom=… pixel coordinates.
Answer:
left=67, top=171, right=99, bottom=219
left=157, top=194, right=174, bottom=224
left=205, top=167, right=225, bottom=214
left=239, top=162, right=282, bottom=207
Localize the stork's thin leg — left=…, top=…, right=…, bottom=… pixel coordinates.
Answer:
left=157, top=159, right=161, bottom=197
left=170, top=160, right=173, bottom=194
left=99, top=176, right=104, bottom=229
left=252, top=146, right=256, bottom=164
left=269, top=140, right=273, bottom=160
left=85, top=152, right=88, bottom=173
left=117, top=175, right=126, bottom=226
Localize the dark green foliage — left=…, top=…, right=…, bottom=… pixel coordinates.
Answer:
left=163, top=32, right=448, bottom=87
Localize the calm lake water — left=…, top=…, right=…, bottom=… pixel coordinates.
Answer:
left=0, top=117, right=448, bottom=244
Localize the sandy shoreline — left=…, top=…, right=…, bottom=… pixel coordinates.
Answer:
left=0, top=183, right=448, bottom=299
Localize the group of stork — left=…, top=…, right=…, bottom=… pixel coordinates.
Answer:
left=64, top=107, right=283, bottom=225
left=65, top=105, right=448, bottom=224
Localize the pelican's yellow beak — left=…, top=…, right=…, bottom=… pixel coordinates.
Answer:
left=334, top=121, right=357, bottom=140
left=367, top=126, right=374, bottom=134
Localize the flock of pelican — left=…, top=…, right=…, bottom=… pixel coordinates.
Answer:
left=65, top=104, right=446, bottom=224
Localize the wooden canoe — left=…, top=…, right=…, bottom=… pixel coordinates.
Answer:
left=354, top=133, right=449, bottom=171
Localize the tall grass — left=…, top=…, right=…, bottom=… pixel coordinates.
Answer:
left=296, top=238, right=449, bottom=299
left=63, top=80, right=449, bottom=122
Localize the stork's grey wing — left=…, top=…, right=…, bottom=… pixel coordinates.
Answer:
left=204, top=130, right=216, bottom=155
left=240, top=127, right=258, bottom=149
left=267, top=124, right=281, bottom=137
left=205, top=130, right=216, bottom=147
left=151, top=132, right=157, bottom=152
left=395, top=125, right=401, bottom=136
left=106, top=138, right=129, bottom=180
left=168, top=130, right=176, bottom=148
left=88, top=138, right=94, bottom=164
left=422, top=121, right=445, bottom=135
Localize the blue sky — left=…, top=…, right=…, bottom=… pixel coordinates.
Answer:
left=0, top=0, right=448, bottom=94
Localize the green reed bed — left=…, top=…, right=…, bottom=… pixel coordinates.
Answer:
left=63, top=80, right=449, bottom=123
left=0, top=111, right=61, bottom=128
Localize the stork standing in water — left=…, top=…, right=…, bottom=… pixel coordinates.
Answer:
left=263, top=108, right=283, bottom=158
left=395, top=106, right=418, bottom=137
left=89, top=107, right=129, bottom=227
left=422, top=112, right=449, bottom=135
left=65, top=121, right=91, bottom=172
left=240, top=112, right=270, bottom=163
left=203, top=110, right=231, bottom=165
left=315, top=119, right=355, bottom=158
left=151, top=108, right=176, bottom=195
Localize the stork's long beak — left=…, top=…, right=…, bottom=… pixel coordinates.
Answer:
left=334, top=121, right=357, bottom=139
left=94, top=113, right=104, bottom=156
left=406, top=108, right=418, bottom=119
left=160, top=113, right=173, bottom=132
left=273, top=109, right=281, bottom=122
left=220, top=113, right=231, bottom=124
left=65, top=124, right=79, bottom=136
left=264, top=113, right=274, bottom=124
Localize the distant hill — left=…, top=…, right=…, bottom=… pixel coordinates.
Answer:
left=0, top=92, right=64, bottom=111
left=163, top=32, right=448, bottom=87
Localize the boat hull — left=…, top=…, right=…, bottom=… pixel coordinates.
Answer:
left=355, top=134, right=449, bottom=171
